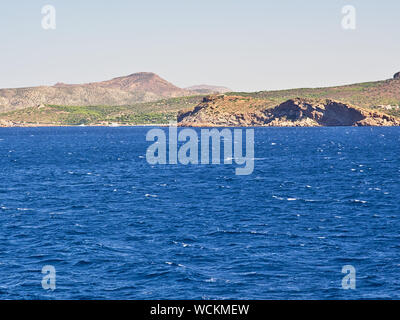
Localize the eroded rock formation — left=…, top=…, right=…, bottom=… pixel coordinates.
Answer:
left=178, top=95, right=400, bottom=127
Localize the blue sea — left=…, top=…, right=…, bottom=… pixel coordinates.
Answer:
left=0, top=126, right=399, bottom=299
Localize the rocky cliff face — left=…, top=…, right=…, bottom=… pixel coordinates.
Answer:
left=394, top=72, right=400, bottom=80
left=178, top=95, right=400, bottom=127
left=178, top=95, right=268, bottom=127
left=265, top=98, right=400, bottom=126
left=0, top=72, right=194, bottom=112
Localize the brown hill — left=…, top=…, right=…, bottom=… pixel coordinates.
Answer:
left=178, top=95, right=400, bottom=127
left=0, top=72, right=194, bottom=112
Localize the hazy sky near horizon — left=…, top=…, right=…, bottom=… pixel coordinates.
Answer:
left=1, top=0, right=399, bottom=92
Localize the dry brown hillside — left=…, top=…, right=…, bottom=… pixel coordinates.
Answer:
left=0, top=72, right=195, bottom=112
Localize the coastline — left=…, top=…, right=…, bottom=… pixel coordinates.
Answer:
left=0, top=123, right=171, bottom=128
left=1, top=123, right=399, bottom=128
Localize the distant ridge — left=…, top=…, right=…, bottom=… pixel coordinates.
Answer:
left=58, top=72, right=187, bottom=95
left=185, top=85, right=231, bottom=94
left=0, top=72, right=195, bottom=112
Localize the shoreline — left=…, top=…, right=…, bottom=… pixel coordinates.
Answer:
left=1, top=123, right=400, bottom=128
left=0, top=123, right=171, bottom=128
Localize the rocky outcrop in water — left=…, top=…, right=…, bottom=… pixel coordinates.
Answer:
left=177, top=95, right=400, bottom=127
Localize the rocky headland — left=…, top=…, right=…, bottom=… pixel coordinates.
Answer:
left=178, top=95, right=400, bottom=127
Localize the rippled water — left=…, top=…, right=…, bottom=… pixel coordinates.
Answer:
left=0, top=126, right=399, bottom=299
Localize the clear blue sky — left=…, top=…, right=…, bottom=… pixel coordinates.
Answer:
left=1, top=0, right=399, bottom=91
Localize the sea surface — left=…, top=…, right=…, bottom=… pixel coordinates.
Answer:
left=0, top=126, right=399, bottom=299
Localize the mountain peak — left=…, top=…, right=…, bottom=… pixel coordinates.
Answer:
left=121, top=72, right=159, bottom=80
left=128, top=71, right=157, bottom=76
left=95, top=72, right=186, bottom=94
